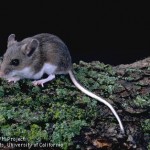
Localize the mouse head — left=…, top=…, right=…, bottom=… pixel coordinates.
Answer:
left=0, top=34, right=39, bottom=78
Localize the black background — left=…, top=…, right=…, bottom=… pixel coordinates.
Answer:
left=0, top=1, right=150, bottom=65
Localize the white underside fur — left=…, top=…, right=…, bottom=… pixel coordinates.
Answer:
left=10, top=63, right=57, bottom=79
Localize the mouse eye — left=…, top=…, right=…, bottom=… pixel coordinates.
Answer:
left=10, top=59, right=20, bottom=66
left=0, top=57, right=3, bottom=62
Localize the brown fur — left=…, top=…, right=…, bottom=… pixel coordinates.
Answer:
left=1, top=33, right=72, bottom=76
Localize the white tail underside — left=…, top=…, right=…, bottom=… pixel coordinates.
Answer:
left=68, top=70, right=125, bottom=134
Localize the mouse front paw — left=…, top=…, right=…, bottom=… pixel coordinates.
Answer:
left=6, top=77, right=20, bottom=83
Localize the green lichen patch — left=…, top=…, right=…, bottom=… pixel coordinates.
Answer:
left=0, top=61, right=149, bottom=149
left=0, top=62, right=107, bottom=149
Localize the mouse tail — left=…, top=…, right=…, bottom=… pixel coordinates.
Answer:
left=68, top=70, right=125, bottom=134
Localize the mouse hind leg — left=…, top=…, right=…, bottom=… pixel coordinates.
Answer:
left=32, top=74, right=55, bottom=87
left=32, top=63, right=57, bottom=87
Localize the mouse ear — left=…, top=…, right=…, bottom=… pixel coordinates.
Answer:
left=21, top=39, right=39, bottom=57
left=7, top=34, right=17, bottom=47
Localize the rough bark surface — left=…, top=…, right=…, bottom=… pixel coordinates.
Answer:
left=0, top=57, right=150, bottom=150
left=72, top=58, right=150, bottom=150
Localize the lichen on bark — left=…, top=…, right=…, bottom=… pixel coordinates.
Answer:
left=0, top=59, right=149, bottom=149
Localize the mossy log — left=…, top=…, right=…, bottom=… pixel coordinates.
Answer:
left=0, top=58, right=149, bottom=150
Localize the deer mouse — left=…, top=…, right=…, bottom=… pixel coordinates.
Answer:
left=0, top=33, right=124, bottom=133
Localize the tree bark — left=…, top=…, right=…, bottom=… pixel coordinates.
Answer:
left=75, top=58, right=150, bottom=150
